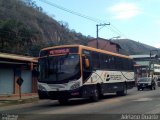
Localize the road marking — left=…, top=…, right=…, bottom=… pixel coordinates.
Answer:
left=133, top=98, right=152, bottom=102
left=40, top=98, right=122, bottom=114
left=156, top=104, right=160, bottom=107
left=146, top=107, right=160, bottom=114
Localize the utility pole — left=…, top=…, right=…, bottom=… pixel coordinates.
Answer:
left=148, top=50, right=158, bottom=78
left=96, top=23, right=110, bottom=49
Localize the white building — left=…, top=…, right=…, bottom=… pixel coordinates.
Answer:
left=130, top=54, right=160, bottom=78
left=0, top=53, right=38, bottom=96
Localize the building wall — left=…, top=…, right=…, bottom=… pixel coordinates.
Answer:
left=21, top=70, right=32, bottom=93
left=88, top=39, right=118, bottom=53
left=0, top=69, right=14, bottom=94
left=131, top=55, right=160, bottom=78
left=0, top=63, right=38, bottom=95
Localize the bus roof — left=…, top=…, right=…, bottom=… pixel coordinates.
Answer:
left=41, top=44, right=131, bottom=59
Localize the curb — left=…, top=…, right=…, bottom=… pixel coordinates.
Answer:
left=0, top=97, right=39, bottom=108
left=0, top=99, right=52, bottom=112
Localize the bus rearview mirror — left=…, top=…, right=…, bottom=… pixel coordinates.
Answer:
left=85, top=58, right=90, bottom=69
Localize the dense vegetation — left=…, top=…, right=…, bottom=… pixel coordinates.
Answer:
left=0, top=0, right=90, bottom=56
left=0, top=0, right=157, bottom=56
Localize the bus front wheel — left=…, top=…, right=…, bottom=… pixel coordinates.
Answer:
left=90, top=88, right=99, bottom=102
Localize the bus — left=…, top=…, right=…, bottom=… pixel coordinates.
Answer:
left=38, top=45, right=135, bottom=104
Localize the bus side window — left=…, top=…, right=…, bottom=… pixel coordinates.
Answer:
left=92, top=52, right=100, bottom=69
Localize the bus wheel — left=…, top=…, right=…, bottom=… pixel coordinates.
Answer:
left=116, top=85, right=127, bottom=96
left=58, top=98, right=68, bottom=105
left=90, top=88, right=99, bottom=102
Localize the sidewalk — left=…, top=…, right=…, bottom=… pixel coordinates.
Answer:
left=0, top=93, right=39, bottom=107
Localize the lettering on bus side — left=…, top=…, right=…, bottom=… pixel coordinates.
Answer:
left=110, top=75, right=122, bottom=80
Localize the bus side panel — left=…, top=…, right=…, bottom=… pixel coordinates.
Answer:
left=83, top=70, right=135, bottom=94
left=101, top=82, right=125, bottom=93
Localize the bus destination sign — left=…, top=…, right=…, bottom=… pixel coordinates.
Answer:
left=40, top=47, right=79, bottom=56
left=49, top=48, right=70, bottom=55
left=47, top=47, right=79, bottom=55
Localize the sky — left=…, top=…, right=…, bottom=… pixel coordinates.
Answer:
left=35, top=0, right=160, bottom=48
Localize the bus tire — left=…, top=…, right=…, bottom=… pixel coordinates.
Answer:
left=90, top=88, right=99, bottom=102
left=97, top=84, right=104, bottom=98
left=58, top=98, right=68, bottom=105
left=116, top=84, right=127, bottom=96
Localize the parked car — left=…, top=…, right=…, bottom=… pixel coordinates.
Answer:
left=157, top=77, right=160, bottom=87
left=137, top=77, right=156, bottom=91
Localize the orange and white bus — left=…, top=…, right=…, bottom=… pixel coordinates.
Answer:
left=38, top=45, right=135, bottom=104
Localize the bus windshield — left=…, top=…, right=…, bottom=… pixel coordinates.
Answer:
left=39, top=54, right=80, bottom=83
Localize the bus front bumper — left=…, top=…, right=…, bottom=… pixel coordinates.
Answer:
left=38, top=89, right=81, bottom=100
left=38, top=85, right=97, bottom=100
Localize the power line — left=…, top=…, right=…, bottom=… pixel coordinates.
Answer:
left=110, top=24, right=128, bottom=38
left=39, top=0, right=104, bottom=23
left=103, top=23, right=128, bottom=39
left=107, top=26, right=122, bottom=37
left=0, top=0, right=129, bottom=40
left=38, top=0, right=129, bottom=39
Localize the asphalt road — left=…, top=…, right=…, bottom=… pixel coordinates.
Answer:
left=1, top=87, right=160, bottom=120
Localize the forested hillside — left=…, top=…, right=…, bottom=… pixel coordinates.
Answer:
left=0, top=0, right=158, bottom=56
left=0, top=0, right=90, bottom=56
left=112, top=39, right=158, bottom=55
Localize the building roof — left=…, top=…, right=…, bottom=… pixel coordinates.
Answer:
left=88, top=38, right=121, bottom=49
left=0, top=53, right=37, bottom=63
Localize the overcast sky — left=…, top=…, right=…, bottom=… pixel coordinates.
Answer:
left=36, top=0, right=160, bottom=48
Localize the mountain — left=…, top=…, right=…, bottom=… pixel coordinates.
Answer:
left=112, top=39, right=158, bottom=55
left=0, top=0, right=90, bottom=56
left=0, top=0, right=158, bottom=56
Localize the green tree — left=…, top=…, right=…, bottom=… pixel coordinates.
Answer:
left=0, top=19, right=36, bottom=54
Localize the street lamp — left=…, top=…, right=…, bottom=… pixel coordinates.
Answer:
left=96, top=23, right=110, bottom=49
left=110, top=36, right=120, bottom=40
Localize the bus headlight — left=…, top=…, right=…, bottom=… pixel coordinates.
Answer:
left=38, top=84, right=46, bottom=91
left=70, top=82, right=80, bottom=90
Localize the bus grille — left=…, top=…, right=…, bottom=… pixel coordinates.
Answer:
left=48, top=84, right=66, bottom=89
